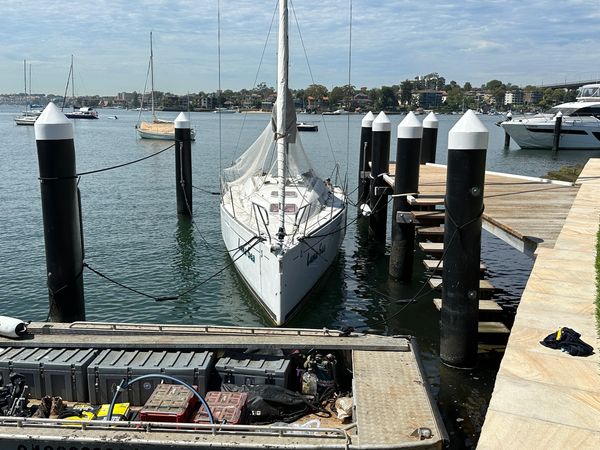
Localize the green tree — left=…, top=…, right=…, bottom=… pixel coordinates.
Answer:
left=305, top=84, right=329, bottom=101
left=400, top=80, right=413, bottom=106
left=131, top=91, right=139, bottom=108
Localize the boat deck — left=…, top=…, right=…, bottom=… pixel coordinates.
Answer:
left=0, top=323, right=446, bottom=449
left=386, top=163, right=580, bottom=256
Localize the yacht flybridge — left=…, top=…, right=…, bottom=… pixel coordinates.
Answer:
left=220, top=0, right=347, bottom=325
left=500, top=84, right=600, bottom=149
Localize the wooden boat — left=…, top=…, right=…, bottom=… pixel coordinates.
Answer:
left=136, top=32, right=195, bottom=140
left=220, top=0, right=347, bottom=325
left=0, top=321, right=447, bottom=449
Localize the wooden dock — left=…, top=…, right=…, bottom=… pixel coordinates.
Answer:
left=477, top=159, right=600, bottom=449
left=386, top=163, right=580, bottom=256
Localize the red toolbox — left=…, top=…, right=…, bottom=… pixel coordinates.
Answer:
left=194, top=391, right=248, bottom=425
left=139, top=384, right=198, bottom=423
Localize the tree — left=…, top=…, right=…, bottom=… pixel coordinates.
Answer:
left=373, top=86, right=398, bottom=111
left=305, top=84, right=329, bottom=100
left=463, top=81, right=472, bottom=92
left=400, top=80, right=413, bottom=106
left=131, top=91, right=139, bottom=108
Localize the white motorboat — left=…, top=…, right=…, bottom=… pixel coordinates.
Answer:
left=220, top=0, right=347, bottom=325
left=500, top=84, right=600, bottom=149
left=136, top=32, right=195, bottom=140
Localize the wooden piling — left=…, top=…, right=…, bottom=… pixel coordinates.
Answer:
left=175, top=112, right=193, bottom=216
left=369, top=112, right=391, bottom=242
left=34, top=102, right=85, bottom=322
left=420, top=112, right=438, bottom=164
left=358, top=111, right=374, bottom=210
left=440, top=110, right=488, bottom=369
left=389, top=112, right=422, bottom=280
left=552, top=111, right=563, bottom=156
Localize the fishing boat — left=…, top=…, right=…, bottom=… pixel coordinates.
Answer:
left=136, top=32, right=195, bottom=140
left=14, top=60, right=41, bottom=126
left=220, top=0, right=347, bottom=325
left=297, top=121, right=319, bottom=132
left=0, top=321, right=447, bottom=449
left=61, top=55, right=99, bottom=120
left=499, top=84, right=600, bottom=149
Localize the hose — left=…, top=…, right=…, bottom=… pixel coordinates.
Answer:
left=107, top=374, right=214, bottom=424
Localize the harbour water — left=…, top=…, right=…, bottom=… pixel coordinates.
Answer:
left=0, top=106, right=595, bottom=447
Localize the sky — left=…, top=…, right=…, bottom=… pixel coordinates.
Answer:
left=1, top=0, right=598, bottom=96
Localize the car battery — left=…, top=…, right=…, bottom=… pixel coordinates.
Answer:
left=194, top=391, right=248, bottom=425
left=215, top=353, right=291, bottom=388
left=87, top=349, right=214, bottom=406
left=0, top=347, right=97, bottom=402
left=139, top=384, right=197, bottom=423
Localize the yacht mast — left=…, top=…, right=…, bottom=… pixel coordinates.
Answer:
left=71, top=55, right=75, bottom=106
left=276, top=0, right=289, bottom=242
left=150, top=32, right=155, bottom=119
left=23, top=60, right=27, bottom=112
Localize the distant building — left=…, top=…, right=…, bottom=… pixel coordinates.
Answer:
left=413, top=90, right=444, bottom=108
left=524, top=91, right=542, bottom=105
left=504, top=91, right=524, bottom=106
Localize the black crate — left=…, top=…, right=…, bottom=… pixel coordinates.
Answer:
left=215, top=353, right=291, bottom=388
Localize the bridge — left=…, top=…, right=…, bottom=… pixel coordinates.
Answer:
left=536, top=78, right=600, bottom=90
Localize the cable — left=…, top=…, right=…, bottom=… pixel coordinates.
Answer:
left=192, top=185, right=220, bottom=195
left=108, top=374, right=214, bottom=424
left=39, top=144, right=175, bottom=181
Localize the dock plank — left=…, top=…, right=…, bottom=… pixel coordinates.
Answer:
left=419, top=242, right=444, bottom=254
left=428, top=277, right=495, bottom=291
left=423, top=259, right=486, bottom=271
left=433, top=298, right=502, bottom=312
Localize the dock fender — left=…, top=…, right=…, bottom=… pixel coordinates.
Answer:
left=0, top=315, right=29, bottom=338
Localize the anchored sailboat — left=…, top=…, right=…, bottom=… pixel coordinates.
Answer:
left=136, top=32, right=195, bottom=140
left=61, top=55, right=99, bottom=119
left=14, top=60, right=41, bottom=126
left=220, top=0, right=347, bottom=325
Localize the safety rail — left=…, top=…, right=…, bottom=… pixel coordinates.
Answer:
left=252, top=202, right=271, bottom=242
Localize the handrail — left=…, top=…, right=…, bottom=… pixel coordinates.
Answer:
left=291, top=203, right=311, bottom=241
left=252, top=202, right=271, bottom=242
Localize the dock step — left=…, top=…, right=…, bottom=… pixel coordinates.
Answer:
left=419, top=242, right=444, bottom=255
left=433, top=298, right=502, bottom=312
left=478, top=322, right=510, bottom=334
left=423, top=259, right=486, bottom=272
left=416, top=226, right=445, bottom=237
left=428, top=278, right=495, bottom=292
left=413, top=211, right=445, bottom=224
left=408, top=196, right=445, bottom=207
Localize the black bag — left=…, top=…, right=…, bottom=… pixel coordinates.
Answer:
left=222, top=384, right=309, bottom=424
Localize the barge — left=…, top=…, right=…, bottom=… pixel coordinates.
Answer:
left=0, top=322, right=446, bottom=449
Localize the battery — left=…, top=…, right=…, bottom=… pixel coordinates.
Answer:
left=194, top=391, right=248, bottom=425
left=139, top=384, right=197, bottom=423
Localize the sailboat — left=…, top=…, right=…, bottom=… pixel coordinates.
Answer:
left=136, top=32, right=195, bottom=140
left=220, top=0, right=347, bottom=325
left=61, top=55, right=99, bottom=119
left=14, top=60, right=41, bottom=126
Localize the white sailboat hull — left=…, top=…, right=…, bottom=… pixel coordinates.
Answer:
left=221, top=202, right=346, bottom=325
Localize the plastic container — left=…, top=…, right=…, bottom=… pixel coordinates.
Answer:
left=139, top=384, right=197, bottom=423
left=215, top=353, right=291, bottom=388
left=87, top=349, right=214, bottom=405
left=0, top=347, right=97, bottom=401
left=194, top=391, right=248, bottom=425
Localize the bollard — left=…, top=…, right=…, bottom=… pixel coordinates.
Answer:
left=440, top=109, right=488, bottom=369
left=34, top=102, right=85, bottom=322
left=503, top=111, right=512, bottom=148
left=420, top=112, right=438, bottom=164
left=552, top=111, right=563, bottom=157
left=389, top=112, right=422, bottom=280
left=357, top=111, right=374, bottom=210
left=368, top=112, right=391, bottom=242
left=175, top=112, right=193, bottom=216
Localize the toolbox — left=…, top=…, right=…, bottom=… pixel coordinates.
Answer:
left=139, top=384, right=197, bottom=423
left=194, top=391, right=248, bottom=425
left=87, top=349, right=215, bottom=405
left=0, top=347, right=97, bottom=401
left=215, top=353, right=291, bottom=388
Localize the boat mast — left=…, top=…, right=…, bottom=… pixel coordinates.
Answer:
left=150, top=31, right=155, bottom=119
left=23, top=59, right=27, bottom=113
left=276, top=0, right=289, bottom=243
left=71, top=55, right=75, bottom=107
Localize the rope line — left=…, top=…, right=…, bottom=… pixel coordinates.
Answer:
left=39, top=144, right=175, bottom=181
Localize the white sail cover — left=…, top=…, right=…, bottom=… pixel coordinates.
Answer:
left=222, top=93, right=330, bottom=238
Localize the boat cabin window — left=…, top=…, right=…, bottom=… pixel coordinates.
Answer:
left=270, top=191, right=298, bottom=198
left=550, top=105, right=600, bottom=117
left=577, top=86, right=600, bottom=99
left=270, top=203, right=298, bottom=213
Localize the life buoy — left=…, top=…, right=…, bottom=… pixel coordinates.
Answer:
left=0, top=316, right=28, bottom=338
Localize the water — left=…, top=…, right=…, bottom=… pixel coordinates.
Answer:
left=0, top=107, right=593, bottom=447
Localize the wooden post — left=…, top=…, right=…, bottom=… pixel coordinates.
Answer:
left=503, top=111, right=512, bottom=148
left=552, top=111, right=563, bottom=156
left=358, top=111, right=374, bottom=211
left=369, top=112, right=391, bottom=242
left=440, top=110, right=488, bottom=369
left=389, top=112, right=422, bottom=280
left=34, top=102, right=85, bottom=322
left=175, top=112, right=193, bottom=216
left=420, top=112, right=438, bottom=164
